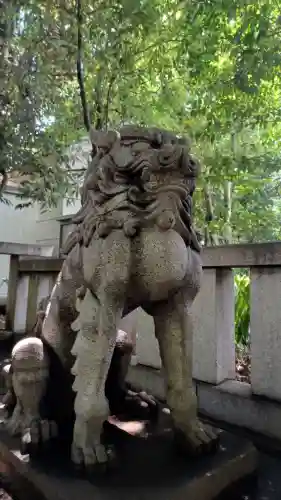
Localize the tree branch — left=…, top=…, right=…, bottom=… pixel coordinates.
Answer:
left=93, top=70, right=103, bottom=130
left=104, top=75, right=116, bottom=129
left=76, top=0, right=91, bottom=132
left=203, top=185, right=219, bottom=246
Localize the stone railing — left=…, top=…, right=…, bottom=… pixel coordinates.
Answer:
left=129, top=242, right=281, bottom=442
left=2, top=241, right=281, bottom=441
left=0, top=242, right=56, bottom=332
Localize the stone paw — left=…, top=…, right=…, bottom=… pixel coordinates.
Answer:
left=108, top=384, right=159, bottom=421
left=21, top=419, right=58, bottom=455
left=174, top=420, right=219, bottom=457
left=71, top=416, right=118, bottom=473
left=71, top=438, right=117, bottom=474
left=123, top=388, right=158, bottom=420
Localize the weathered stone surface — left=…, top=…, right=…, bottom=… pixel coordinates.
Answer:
left=0, top=423, right=258, bottom=500
left=2, top=126, right=213, bottom=468
left=192, top=268, right=235, bottom=384
left=250, top=267, right=281, bottom=401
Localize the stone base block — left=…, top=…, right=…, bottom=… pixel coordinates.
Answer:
left=0, top=420, right=258, bottom=500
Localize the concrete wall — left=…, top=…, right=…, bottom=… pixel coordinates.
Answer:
left=0, top=193, right=81, bottom=303
left=35, top=137, right=91, bottom=248
left=0, top=138, right=90, bottom=303
left=0, top=188, right=61, bottom=304
left=0, top=189, right=39, bottom=303
left=35, top=202, right=61, bottom=248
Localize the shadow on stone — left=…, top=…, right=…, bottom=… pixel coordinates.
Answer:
left=0, top=408, right=258, bottom=500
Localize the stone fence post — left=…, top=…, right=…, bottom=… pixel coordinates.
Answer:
left=192, top=268, right=235, bottom=384
left=250, top=267, right=281, bottom=401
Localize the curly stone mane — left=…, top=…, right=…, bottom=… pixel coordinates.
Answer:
left=63, top=126, right=200, bottom=255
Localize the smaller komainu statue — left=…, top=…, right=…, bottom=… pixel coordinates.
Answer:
left=3, top=126, right=218, bottom=470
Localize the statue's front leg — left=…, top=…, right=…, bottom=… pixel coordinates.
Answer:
left=153, top=291, right=219, bottom=457
left=71, top=288, right=125, bottom=471
left=71, top=230, right=131, bottom=470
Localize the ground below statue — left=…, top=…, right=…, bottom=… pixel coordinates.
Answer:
left=0, top=402, right=258, bottom=500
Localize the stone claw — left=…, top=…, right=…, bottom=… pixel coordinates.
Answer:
left=20, top=419, right=58, bottom=455
left=123, top=388, right=158, bottom=419
left=71, top=417, right=118, bottom=473
left=71, top=440, right=117, bottom=473
left=174, top=420, right=219, bottom=457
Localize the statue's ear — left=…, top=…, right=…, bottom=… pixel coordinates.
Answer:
left=178, top=135, right=191, bottom=149
left=181, top=147, right=200, bottom=178
left=89, top=128, right=120, bottom=154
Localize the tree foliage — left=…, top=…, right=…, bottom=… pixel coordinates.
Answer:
left=235, top=271, right=250, bottom=346
left=1, top=0, right=281, bottom=242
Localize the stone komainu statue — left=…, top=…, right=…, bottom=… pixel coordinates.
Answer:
left=3, top=126, right=217, bottom=469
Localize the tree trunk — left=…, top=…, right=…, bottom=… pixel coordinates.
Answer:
left=203, top=185, right=219, bottom=246
left=76, top=0, right=91, bottom=132
left=223, top=180, right=232, bottom=244
left=0, top=0, right=12, bottom=194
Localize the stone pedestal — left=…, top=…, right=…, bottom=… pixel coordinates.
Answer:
left=0, top=416, right=258, bottom=500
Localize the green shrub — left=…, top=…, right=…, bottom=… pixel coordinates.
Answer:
left=234, top=272, right=250, bottom=346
